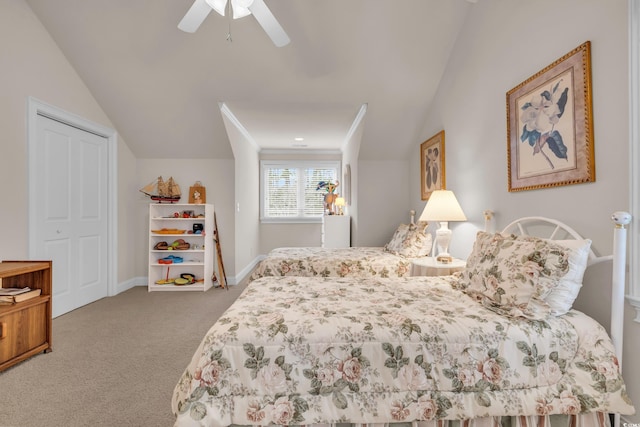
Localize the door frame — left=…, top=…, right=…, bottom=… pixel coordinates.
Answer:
left=26, top=97, right=119, bottom=297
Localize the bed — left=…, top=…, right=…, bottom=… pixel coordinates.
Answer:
left=250, top=214, right=432, bottom=281
left=172, top=213, right=635, bottom=427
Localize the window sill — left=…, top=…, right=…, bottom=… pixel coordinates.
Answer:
left=260, top=217, right=322, bottom=224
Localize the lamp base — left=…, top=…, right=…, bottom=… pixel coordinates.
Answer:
left=434, top=221, right=453, bottom=263
left=436, top=254, right=453, bottom=264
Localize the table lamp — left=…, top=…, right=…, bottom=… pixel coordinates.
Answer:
left=419, top=190, right=467, bottom=263
left=334, top=197, right=345, bottom=215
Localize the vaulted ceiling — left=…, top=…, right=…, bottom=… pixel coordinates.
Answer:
left=25, top=0, right=472, bottom=160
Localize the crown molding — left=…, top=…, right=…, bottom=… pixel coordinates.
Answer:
left=219, top=102, right=260, bottom=152
left=341, top=103, right=368, bottom=153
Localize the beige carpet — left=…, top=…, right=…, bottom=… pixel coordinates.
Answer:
left=0, top=283, right=247, bottom=427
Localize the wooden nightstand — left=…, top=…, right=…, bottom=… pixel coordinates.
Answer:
left=410, top=257, right=466, bottom=277
left=0, top=260, right=52, bottom=372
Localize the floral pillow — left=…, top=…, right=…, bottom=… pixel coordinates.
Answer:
left=459, top=231, right=573, bottom=320
left=384, top=222, right=432, bottom=258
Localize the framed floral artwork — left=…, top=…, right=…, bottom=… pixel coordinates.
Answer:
left=420, top=130, right=445, bottom=200
left=507, top=41, right=595, bottom=192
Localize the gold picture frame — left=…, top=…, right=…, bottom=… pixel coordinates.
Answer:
left=420, top=130, right=446, bottom=200
left=507, top=41, right=595, bottom=192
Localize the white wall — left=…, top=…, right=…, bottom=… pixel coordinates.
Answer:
left=136, top=159, right=235, bottom=280
left=342, top=114, right=363, bottom=245
left=412, top=0, right=629, bottom=257
left=357, top=160, right=412, bottom=246
left=117, top=138, right=139, bottom=284
left=411, top=0, right=638, bottom=418
left=0, top=0, right=136, bottom=273
left=224, top=113, right=261, bottom=281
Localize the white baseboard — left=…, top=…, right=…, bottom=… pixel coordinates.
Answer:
left=231, top=255, right=265, bottom=285
left=115, top=276, right=146, bottom=295
left=115, top=256, right=266, bottom=295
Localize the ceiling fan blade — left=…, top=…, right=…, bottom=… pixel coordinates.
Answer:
left=247, top=0, right=290, bottom=47
left=178, top=0, right=213, bottom=33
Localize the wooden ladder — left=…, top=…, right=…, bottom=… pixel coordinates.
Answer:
left=212, top=212, right=227, bottom=290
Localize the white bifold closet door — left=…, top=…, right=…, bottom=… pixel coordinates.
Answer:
left=32, top=113, right=109, bottom=317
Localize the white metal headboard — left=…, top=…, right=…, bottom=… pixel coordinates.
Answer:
left=501, top=216, right=599, bottom=264
left=500, top=213, right=631, bottom=427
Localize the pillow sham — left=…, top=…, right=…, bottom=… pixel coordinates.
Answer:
left=384, top=224, right=410, bottom=253
left=460, top=231, right=574, bottom=320
left=384, top=222, right=432, bottom=258
left=542, top=238, right=592, bottom=316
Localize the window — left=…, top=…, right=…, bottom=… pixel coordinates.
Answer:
left=260, top=160, right=340, bottom=222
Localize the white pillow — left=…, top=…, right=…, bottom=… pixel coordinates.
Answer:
left=543, top=239, right=592, bottom=316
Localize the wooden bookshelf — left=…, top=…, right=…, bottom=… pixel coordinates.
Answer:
left=0, top=261, right=52, bottom=372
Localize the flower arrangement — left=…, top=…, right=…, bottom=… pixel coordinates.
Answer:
left=316, top=181, right=338, bottom=194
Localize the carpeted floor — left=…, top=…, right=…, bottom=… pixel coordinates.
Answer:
left=0, top=283, right=247, bottom=427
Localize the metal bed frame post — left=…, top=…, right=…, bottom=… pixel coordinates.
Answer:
left=611, top=211, right=631, bottom=427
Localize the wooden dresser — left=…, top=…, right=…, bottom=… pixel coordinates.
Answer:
left=0, top=261, right=52, bottom=371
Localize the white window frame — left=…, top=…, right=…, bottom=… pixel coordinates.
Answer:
left=260, top=160, right=340, bottom=223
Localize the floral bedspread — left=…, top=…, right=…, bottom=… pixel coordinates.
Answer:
left=250, top=247, right=416, bottom=281
left=172, top=276, right=634, bottom=427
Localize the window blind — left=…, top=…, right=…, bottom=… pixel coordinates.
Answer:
left=261, top=160, right=340, bottom=221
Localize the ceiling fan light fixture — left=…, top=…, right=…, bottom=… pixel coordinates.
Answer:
left=232, top=5, right=252, bottom=19
left=180, top=0, right=289, bottom=47
left=206, top=0, right=228, bottom=16
left=207, top=0, right=254, bottom=19
left=234, top=0, right=255, bottom=8
left=232, top=0, right=254, bottom=19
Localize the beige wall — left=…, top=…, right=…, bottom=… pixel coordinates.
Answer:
left=412, top=0, right=629, bottom=256
left=136, top=159, right=235, bottom=280
left=117, top=137, right=139, bottom=285
left=342, top=113, right=362, bottom=245
left=0, top=0, right=136, bottom=280
left=224, top=113, right=261, bottom=280
left=410, top=0, right=638, bottom=418
left=357, top=160, right=412, bottom=246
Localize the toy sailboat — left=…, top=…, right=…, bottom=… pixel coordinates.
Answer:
left=140, top=176, right=181, bottom=203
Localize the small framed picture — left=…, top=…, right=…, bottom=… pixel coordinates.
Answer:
left=420, top=130, right=446, bottom=200
left=188, top=182, right=206, bottom=204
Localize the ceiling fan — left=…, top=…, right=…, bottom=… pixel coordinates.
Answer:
left=178, top=0, right=290, bottom=47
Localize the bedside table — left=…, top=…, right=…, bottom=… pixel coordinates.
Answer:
left=411, top=257, right=466, bottom=277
